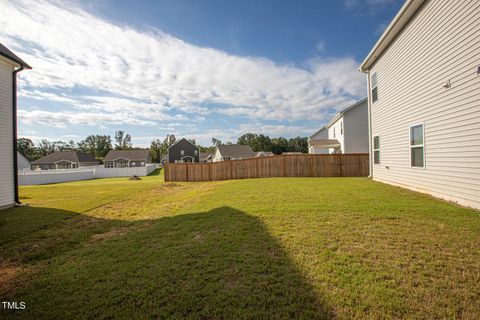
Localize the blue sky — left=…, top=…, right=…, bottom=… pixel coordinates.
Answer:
left=0, top=0, right=403, bottom=146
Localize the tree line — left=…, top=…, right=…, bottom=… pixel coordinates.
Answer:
left=18, top=132, right=309, bottom=163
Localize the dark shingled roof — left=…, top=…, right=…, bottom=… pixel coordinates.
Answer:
left=0, top=43, right=32, bottom=69
left=217, top=144, right=256, bottom=159
left=104, top=150, right=151, bottom=161
left=199, top=152, right=213, bottom=161
left=32, top=151, right=98, bottom=165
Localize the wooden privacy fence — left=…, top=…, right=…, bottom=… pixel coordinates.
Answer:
left=164, top=153, right=369, bottom=182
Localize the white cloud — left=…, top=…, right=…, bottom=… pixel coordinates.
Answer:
left=316, top=40, right=326, bottom=52
left=18, top=109, right=156, bottom=128
left=0, top=0, right=366, bottom=128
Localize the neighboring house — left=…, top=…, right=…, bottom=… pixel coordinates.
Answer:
left=31, top=151, right=98, bottom=170
left=309, top=98, right=368, bottom=154
left=359, top=0, right=480, bottom=209
left=213, top=144, right=256, bottom=162
left=168, top=139, right=200, bottom=163
left=256, top=151, right=274, bottom=157
left=0, top=43, right=30, bottom=209
left=200, top=152, right=213, bottom=163
left=104, top=150, right=151, bottom=168
left=17, top=152, right=30, bottom=171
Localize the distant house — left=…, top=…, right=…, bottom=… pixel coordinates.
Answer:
left=17, top=152, right=30, bottom=171
left=200, top=152, right=213, bottom=163
left=359, top=0, right=480, bottom=209
left=309, top=98, right=368, bottom=154
left=31, top=151, right=98, bottom=170
left=256, top=151, right=274, bottom=157
left=213, top=144, right=256, bottom=162
left=0, top=43, right=31, bottom=209
left=104, top=150, right=151, bottom=168
left=168, top=139, right=200, bottom=163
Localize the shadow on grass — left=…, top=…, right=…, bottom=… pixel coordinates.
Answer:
left=148, top=167, right=162, bottom=176
left=0, top=206, right=332, bottom=319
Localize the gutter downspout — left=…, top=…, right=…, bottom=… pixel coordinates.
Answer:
left=13, top=66, right=24, bottom=205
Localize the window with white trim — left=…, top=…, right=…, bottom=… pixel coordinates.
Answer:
left=371, top=72, right=378, bottom=103
left=410, top=124, right=424, bottom=168
left=373, top=136, right=380, bottom=164
left=181, top=150, right=185, bottom=156
left=340, top=121, right=343, bottom=135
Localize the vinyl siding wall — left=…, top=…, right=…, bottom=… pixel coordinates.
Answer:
left=328, top=117, right=344, bottom=154
left=343, top=101, right=369, bottom=154
left=0, top=58, right=14, bottom=209
left=308, top=128, right=329, bottom=154
left=369, top=0, right=480, bottom=209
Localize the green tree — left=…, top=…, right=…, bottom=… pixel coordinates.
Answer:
left=211, top=137, right=222, bottom=147
left=115, top=131, right=132, bottom=150
left=78, top=135, right=112, bottom=158
left=150, top=139, right=162, bottom=163
left=159, top=134, right=177, bottom=155
left=17, top=138, right=37, bottom=161
left=37, top=139, right=55, bottom=157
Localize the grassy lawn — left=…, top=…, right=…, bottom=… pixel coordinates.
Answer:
left=1, top=171, right=479, bottom=319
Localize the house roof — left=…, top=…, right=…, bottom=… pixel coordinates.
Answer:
left=216, top=144, right=256, bottom=159
left=359, top=0, right=426, bottom=72
left=199, top=152, right=213, bottom=161
left=309, top=126, right=327, bottom=139
left=256, top=151, right=274, bottom=157
left=309, top=139, right=341, bottom=148
left=0, top=43, right=32, bottom=69
left=32, top=151, right=97, bottom=164
left=326, top=98, right=367, bottom=128
left=104, top=150, right=150, bottom=161
left=167, top=138, right=199, bottom=150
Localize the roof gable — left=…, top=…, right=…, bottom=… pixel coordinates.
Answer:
left=167, top=138, right=199, bottom=150
left=327, top=98, right=367, bottom=128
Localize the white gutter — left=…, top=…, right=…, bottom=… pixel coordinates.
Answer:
left=359, top=0, right=426, bottom=72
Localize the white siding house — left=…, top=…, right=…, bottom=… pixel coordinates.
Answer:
left=360, top=0, right=480, bottom=209
left=309, top=98, right=368, bottom=154
left=0, top=44, right=31, bottom=209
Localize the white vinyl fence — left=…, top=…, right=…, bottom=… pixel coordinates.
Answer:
left=19, top=164, right=158, bottom=186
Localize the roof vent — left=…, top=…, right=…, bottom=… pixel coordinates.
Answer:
left=443, top=80, right=451, bottom=89
left=477, top=66, right=480, bottom=75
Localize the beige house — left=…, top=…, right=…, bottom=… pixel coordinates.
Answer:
left=360, top=0, right=480, bottom=209
left=213, top=144, right=256, bottom=162
left=0, top=44, right=30, bottom=210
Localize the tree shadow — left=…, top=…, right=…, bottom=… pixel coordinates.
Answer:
left=1, top=206, right=333, bottom=319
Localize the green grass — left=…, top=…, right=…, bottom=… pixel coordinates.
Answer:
left=1, top=172, right=479, bottom=319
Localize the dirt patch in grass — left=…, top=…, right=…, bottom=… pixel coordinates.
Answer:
left=90, top=222, right=153, bottom=242
left=0, top=264, right=32, bottom=296
left=163, top=183, right=179, bottom=188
